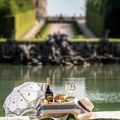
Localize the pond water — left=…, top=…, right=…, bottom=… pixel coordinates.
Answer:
left=0, top=64, right=120, bottom=116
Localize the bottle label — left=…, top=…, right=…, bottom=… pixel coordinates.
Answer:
left=46, top=94, right=53, bottom=102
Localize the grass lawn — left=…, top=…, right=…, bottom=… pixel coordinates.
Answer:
left=69, top=38, right=120, bottom=42
left=15, top=22, right=52, bottom=42
left=69, top=38, right=100, bottom=42
left=1, top=38, right=120, bottom=43
left=16, top=38, right=46, bottom=42
left=1, top=37, right=120, bottom=43
left=0, top=38, right=7, bottom=42
left=109, top=38, right=120, bottom=42
left=15, top=37, right=120, bottom=43
left=35, top=22, right=52, bottom=41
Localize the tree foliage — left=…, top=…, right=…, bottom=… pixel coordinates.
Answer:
left=87, top=0, right=108, bottom=16
left=87, top=0, right=120, bottom=16
left=0, top=0, right=35, bottom=16
left=0, top=0, right=11, bottom=16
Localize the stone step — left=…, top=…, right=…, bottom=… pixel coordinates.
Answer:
left=91, top=111, right=120, bottom=119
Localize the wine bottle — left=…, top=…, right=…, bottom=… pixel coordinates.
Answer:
left=45, top=78, right=53, bottom=102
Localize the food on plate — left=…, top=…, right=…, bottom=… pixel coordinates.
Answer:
left=44, top=99, right=48, bottom=104
left=43, top=93, right=75, bottom=104
left=65, top=96, right=74, bottom=102
left=54, top=93, right=65, bottom=102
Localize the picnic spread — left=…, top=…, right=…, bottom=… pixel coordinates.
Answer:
left=36, top=93, right=94, bottom=119
left=3, top=78, right=94, bottom=120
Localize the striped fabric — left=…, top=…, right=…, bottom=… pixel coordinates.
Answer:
left=36, top=98, right=94, bottom=119
left=37, top=102, right=82, bottom=118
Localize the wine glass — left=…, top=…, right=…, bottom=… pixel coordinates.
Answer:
left=65, top=81, right=76, bottom=96
left=71, top=82, right=76, bottom=95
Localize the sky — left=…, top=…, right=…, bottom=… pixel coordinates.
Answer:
left=47, top=0, right=86, bottom=17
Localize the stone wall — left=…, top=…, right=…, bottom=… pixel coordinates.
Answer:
left=0, top=40, right=120, bottom=65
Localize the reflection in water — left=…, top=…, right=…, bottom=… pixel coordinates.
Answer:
left=0, top=64, right=120, bottom=115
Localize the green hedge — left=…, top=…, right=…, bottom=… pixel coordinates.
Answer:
left=87, top=0, right=108, bottom=16
left=0, top=10, right=35, bottom=39
left=86, top=0, right=106, bottom=37
left=0, top=0, right=35, bottom=39
left=0, top=16, right=15, bottom=38
left=87, top=0, right=120, bottom=18
left=86, top=11, right=105, bottom=37
left=86, top=0, right=120, bottom=38
left=0, top=0, right=35, bottom=16
left=15, top=10, right=35, bottom=39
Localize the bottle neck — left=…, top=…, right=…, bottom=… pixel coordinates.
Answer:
left=46, top=84, right=53, bottom=94
left=46, top=78, right=51, bottom=86
left=47, top=85, right=50, bottom=90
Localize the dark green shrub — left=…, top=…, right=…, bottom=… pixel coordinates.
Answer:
left=86, top=0, right=120, bottom=38
left=72, top=21, right=83, bottom=35
left=0, top=16, right=14, bottom=38
left=86, top=11, right=105, bottom=37
left=0, top=0, right=35, bottom=39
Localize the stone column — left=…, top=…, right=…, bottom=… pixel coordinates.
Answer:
left=36, top=0, right=47, bottom=20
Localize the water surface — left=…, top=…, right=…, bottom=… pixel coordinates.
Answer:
left=0, top=64, right=120, bottom=116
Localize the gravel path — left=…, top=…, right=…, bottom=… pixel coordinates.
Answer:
left=48, top=23, right=75, bottom=38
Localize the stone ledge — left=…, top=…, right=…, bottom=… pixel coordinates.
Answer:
left=90, top=111, right=120, bottom=119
